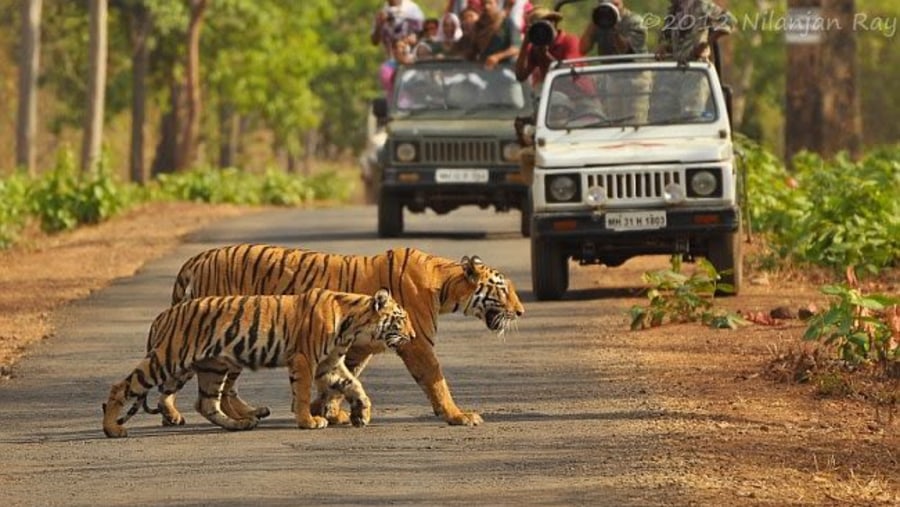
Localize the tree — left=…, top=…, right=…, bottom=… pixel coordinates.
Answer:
left=81, top=0, right=108, bottom=173
left=16, top=0, right=42, bottom=176
left=175, top=0, right=207, bottom=171
left=125, top=0, right=152, bottom=183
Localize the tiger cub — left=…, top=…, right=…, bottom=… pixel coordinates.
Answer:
left=102, top=288, right=413, bottom=438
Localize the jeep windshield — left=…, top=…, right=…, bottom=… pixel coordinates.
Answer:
left=391, top=61, right=531, bottom=116
left=544, top=67, right=718, bottom=130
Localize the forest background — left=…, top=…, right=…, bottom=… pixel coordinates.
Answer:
left=0, top=0, right=897, bottom=183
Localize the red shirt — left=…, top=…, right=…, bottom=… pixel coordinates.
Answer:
left=522, top=30, right=581, bottom=87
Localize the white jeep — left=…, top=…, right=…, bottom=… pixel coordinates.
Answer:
left=529, top=55, right=742, bottom=300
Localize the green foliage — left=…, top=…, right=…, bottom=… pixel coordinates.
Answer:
left=0, top=160, right=355, bottom=250
left=803, top=284, right=900, bottom=368
left=0, top=172, right=32, bottom=248
left=151, top=166, right=354, bottom=206
left=788, top=149, right=900, bottom=274
left=739, top=136, right=900, bottom=275
left=629, top=255, right=746, bottom=330
left=29, top=149, right=133, bottom=233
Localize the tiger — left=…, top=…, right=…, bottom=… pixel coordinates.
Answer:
left=157, top=244, right=524, bottom=428
left=101, top=287, right=414, bottom=438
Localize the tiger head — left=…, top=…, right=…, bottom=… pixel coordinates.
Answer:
left=458, top=256, right=525, bottom=335
left=371, top=288, right=416, bottom=350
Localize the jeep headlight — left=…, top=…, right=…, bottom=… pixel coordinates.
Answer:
left=395, top=142, right=417, bottom=163
left=686, top=168, right=721, bottom=197
left=546, top=174, right=580, bottom=203
left=501, top=142, right=521, bottom=162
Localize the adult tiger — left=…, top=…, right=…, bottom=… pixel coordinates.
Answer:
left=102, top=288, right=414, bottom=438
left=161, top=245, right=524, bottom=427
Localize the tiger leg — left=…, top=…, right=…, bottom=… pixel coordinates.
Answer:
left=331, top=361, right=372, bottom=427
left=396, top=336, right=483, bottom=426
left=102, top=359, right=156, bottom=438
left=310, top=351, right=373, bottom=423
left=290, top=354, right=328, bottom=429
left=218, top=369, right=271, bottom=421
left=193, top=361, right=259, bottom=431
left=157, top=373, right=192, bottom=426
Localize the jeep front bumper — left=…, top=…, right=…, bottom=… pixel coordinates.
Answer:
left=532, top=206, right=740, bottom=260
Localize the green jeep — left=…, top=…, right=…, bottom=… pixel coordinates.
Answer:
left=373, top=59, right=534, bottom=237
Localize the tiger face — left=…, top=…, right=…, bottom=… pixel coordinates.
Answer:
left=369, top=288, right=416, bottom=350
left=459, top=256, right=525, bottom=335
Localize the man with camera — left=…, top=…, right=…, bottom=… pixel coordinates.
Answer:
left=578, top=0, right=647, bottom=57
left=655, top=0, right=734, bottom=118
left=656, top=0, right=734, bottom=65
left=371, top=0, right=425, bottom=60
left=514, top=7, right=581, bottom=89
left=512, top=7, right=582, bottom=194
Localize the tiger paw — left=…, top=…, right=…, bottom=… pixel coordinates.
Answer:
left=324, top=407, right=351, bottom=425
left=103, top=424, right=128, bottom=438
left=297, top=416, right=329, bottom=430
left=221, top=396, right=270, bottom=421
left=160, top=412, right=186, bottom=427
left=228, top=417, right=259, bottom=431
left=445, top=411, right=483, bottom=426
left=350, top=409, right=371, bottom=428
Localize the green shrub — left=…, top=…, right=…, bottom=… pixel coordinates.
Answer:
left=739, top=136, right=900, bottom=275
left=29, top=149, right=132, bottom=233
left=803, top=284, right=900, bottom=369
left=629, top=255, right=746, bottom=330
left=0, top=171, right=33, bottom=248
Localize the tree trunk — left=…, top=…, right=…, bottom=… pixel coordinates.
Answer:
left=218, top=102, right=238, bottom=169
left=302, top=129, right=317, bottom=176
left=175, top=0, right=208, bottom=171
left=820, top=0, right=861, bottom=158
left=784, top=0, right=823, bottom=163
left=81, top=0, right=108, bottom=173
left=16, top=0, right=42, bottom=176
left=151, top=80, right=180, bottom=176
left=128, top=3, right=152, bottom=184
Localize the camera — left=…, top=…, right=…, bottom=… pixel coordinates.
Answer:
left=592, top=1, right=621, bottom=30
left=526, top=20, right=556, bottom=47
left=383, top=6, right=400, bottom=26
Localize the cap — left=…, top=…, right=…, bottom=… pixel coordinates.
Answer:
left=528, top=7, right=563, bottom=24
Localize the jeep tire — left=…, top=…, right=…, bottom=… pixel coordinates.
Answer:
left=520, top=190, right=532, bottom=238
left=377, top=190, right=403, bottom=238
left=707, top=229, right=742, bottom=296
left=531, top=236, right=568, bottom=300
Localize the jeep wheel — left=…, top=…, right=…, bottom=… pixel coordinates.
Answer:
left=520, top=190, right=532, bottom=238
left=531, top=237, right=568, bottom=301
left=707, top=230, right=742, bottom=296
left=377, top=191, right=403, bottom=238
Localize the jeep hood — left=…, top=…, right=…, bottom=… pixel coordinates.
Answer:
left=537, top=136, right=733, bottom=167
left=388, top=118, right=519, bottom=138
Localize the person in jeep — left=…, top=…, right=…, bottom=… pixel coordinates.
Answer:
left=655, top=0, right=735, bottom=118
left=579, top=0, right=647, bottom=56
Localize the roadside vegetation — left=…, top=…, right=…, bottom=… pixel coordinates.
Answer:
left=629, top=136, right=900, bottom=411
left=0, top=147, right=354, bottom=249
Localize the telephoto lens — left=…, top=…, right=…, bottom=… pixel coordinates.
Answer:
left=592, top=1, right=620, bottom=30
left=527, top=20, right=556, bottom=46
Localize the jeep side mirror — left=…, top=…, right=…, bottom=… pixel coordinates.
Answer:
left=372, top=98, right=388, bottom=120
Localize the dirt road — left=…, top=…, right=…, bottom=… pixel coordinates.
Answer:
left=1, top=206, right=896, bottom=506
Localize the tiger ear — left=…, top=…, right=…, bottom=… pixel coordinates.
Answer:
left=373, top=288, right=391, bottom=311
left=460, top=255, right=483, bottom=284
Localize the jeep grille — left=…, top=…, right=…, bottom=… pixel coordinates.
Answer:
left=421, top=139, right=498, bottom=164
left=587, top=169, right=682, bottom=202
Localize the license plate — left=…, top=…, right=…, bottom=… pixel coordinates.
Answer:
left=435, top=169, right=489, bottom=184
left=605, top=211, right=667, bottom=231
